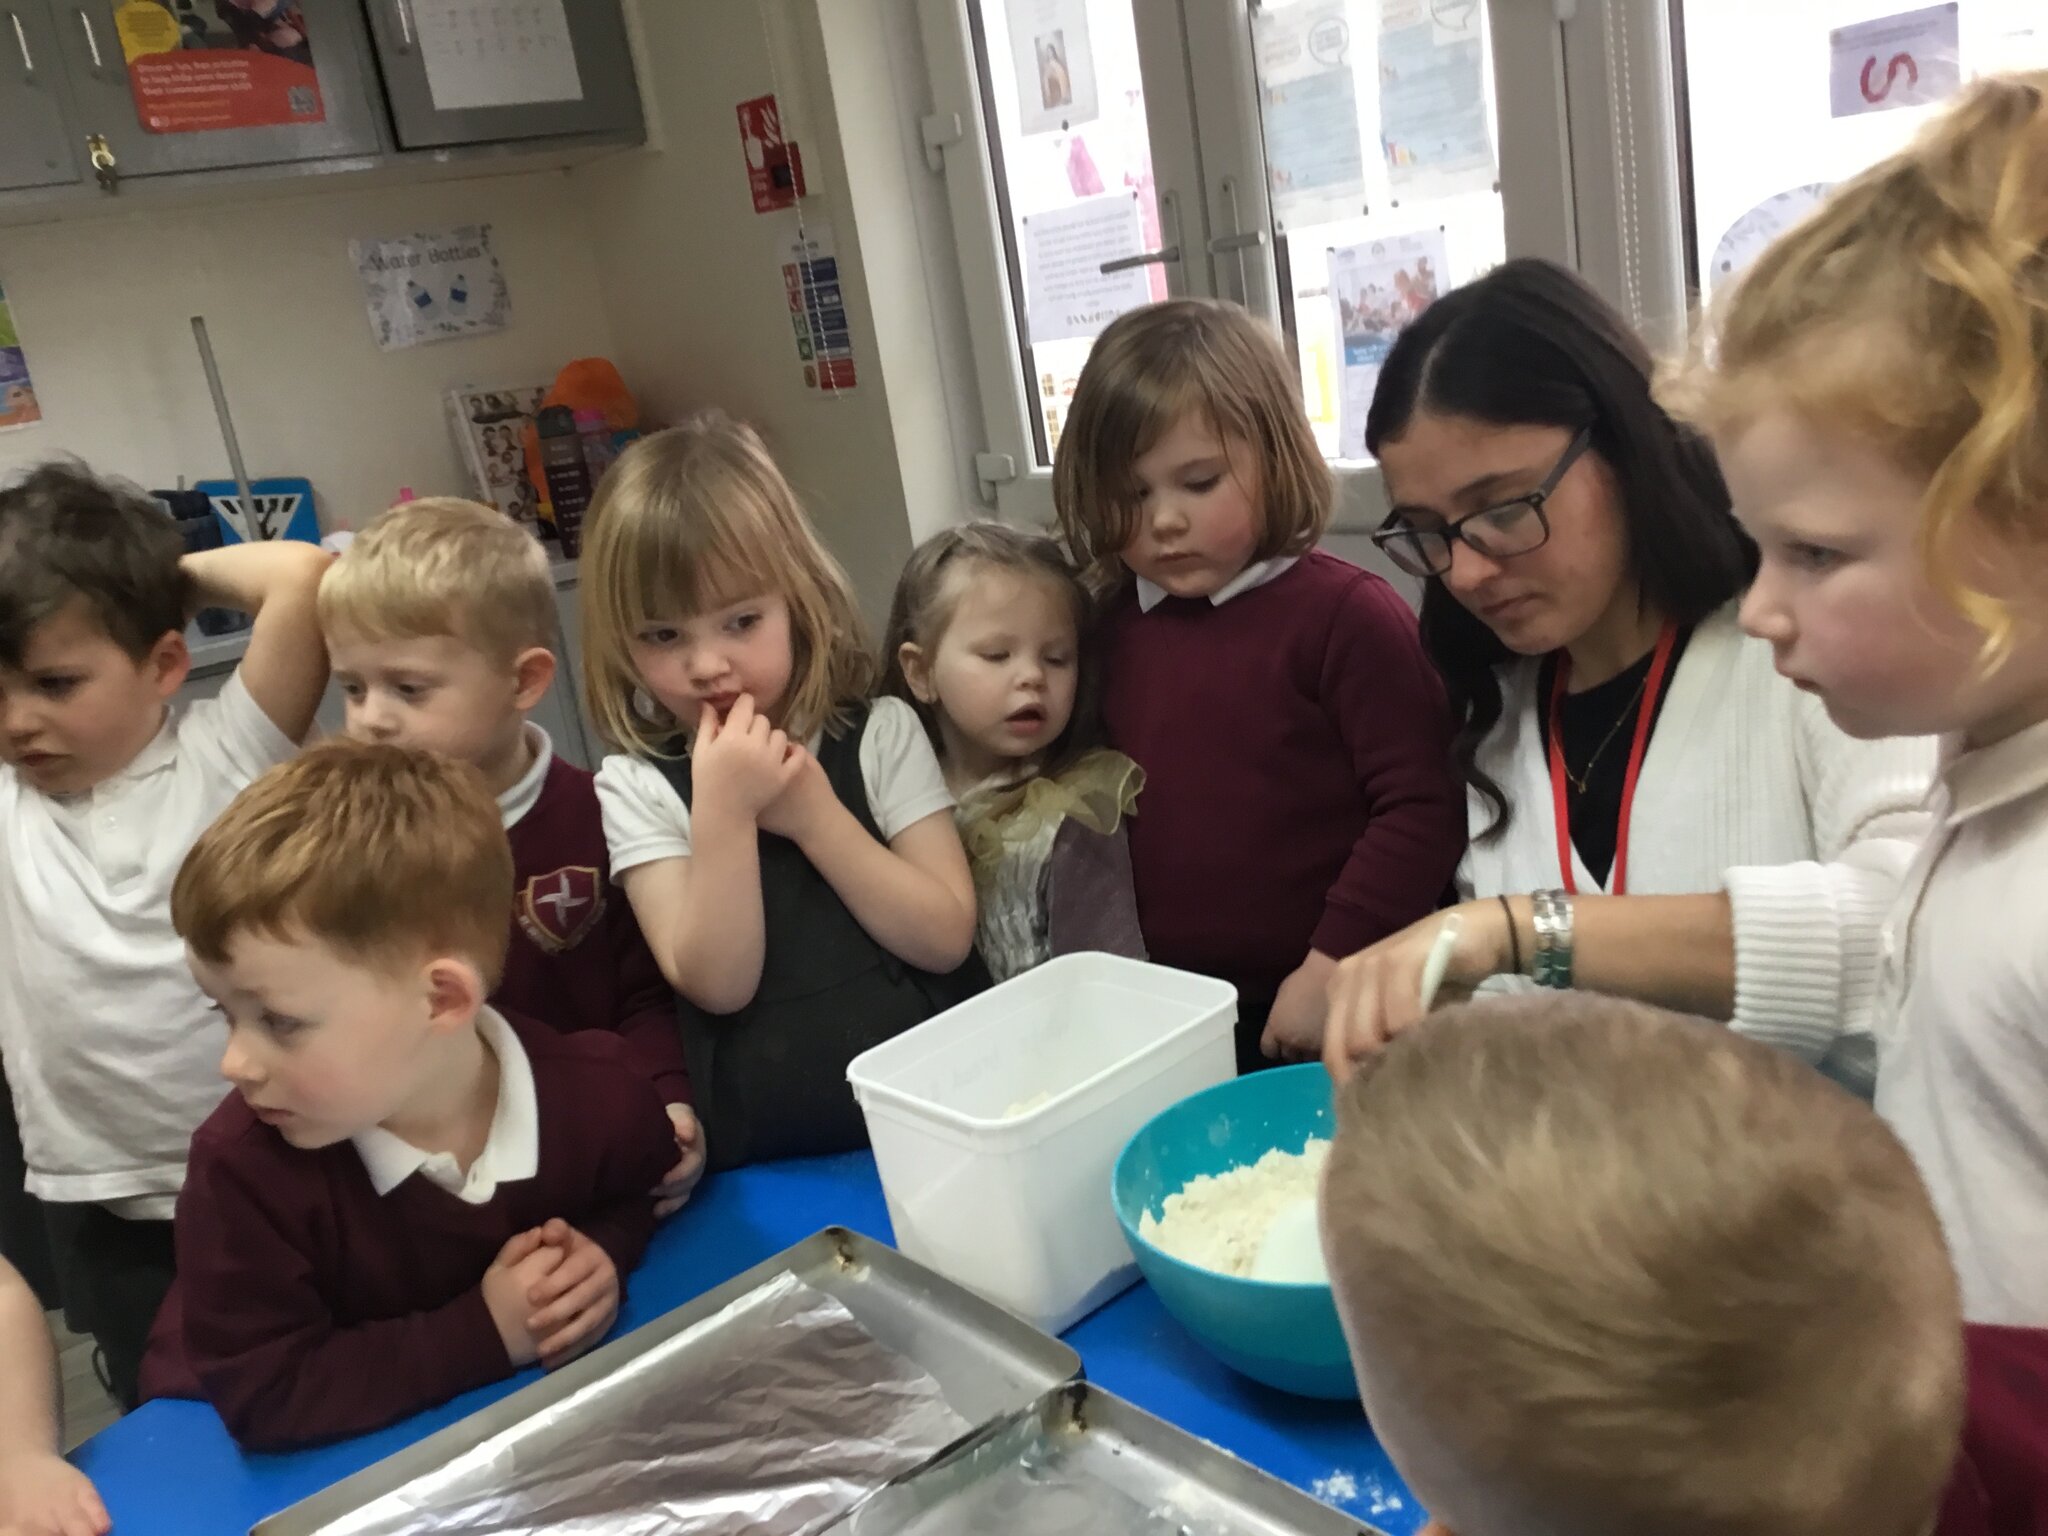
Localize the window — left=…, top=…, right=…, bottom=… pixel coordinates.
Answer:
left=918, top=0, right=1576, bottom=533
left=1678, top=0, right=2048, bottom=293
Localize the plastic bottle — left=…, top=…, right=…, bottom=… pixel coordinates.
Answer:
left=535, top=405, right=593, bottom=557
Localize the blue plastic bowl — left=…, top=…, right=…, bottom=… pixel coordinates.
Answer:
left=1112, top=1063, right=1355, bottom=1399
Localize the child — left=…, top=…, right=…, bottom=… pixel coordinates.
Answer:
left=0, top=1253, right=108, bottom=1536
left=0, top=462, right=329, bottom=1407
left=881, top=523, right=1144, bottom=981
left=582, top=414, right=985, bottom=1170
left=319, top=498, right=704, bottom=1211
left=1322, top=993, right=2048, bottom=1536
left=1666, top=70, right=2048, bottom=1325
left=138, top=743, right=678, bottom=1450
left=1054, top=299, right=1466, bottom=1070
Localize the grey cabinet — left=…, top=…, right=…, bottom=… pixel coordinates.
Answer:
left=0, top=3, right=80, bottom=190
left=363, top=0, right=639, bottom=150
left=51, top=0, right=383, bottom=183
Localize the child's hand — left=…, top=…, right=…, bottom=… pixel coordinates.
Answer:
left=653, top=1104, right=707, bottom=1219
left=0, top=1450, right=110, bottom=1536
left=753, top=745, right=835, bottom=845
left=691, top=695, right=804, bottom=822
left=482, top=1228, right=564, bottom=1368
left=523, top=1219, right=621, bottom=1369
left=1258, top=950, right=1339, bottom=1064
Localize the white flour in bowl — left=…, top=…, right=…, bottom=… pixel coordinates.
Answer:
left=1138, top=1140, right=1331, bottom=1277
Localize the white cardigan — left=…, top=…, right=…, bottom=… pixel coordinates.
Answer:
left=1459, top=603, right=1937, bottom=1091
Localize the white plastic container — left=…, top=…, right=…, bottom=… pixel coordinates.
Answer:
left=847, top=954, right=1237, bottom=1335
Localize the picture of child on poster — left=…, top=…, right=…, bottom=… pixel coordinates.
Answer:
left=1330, top=229, right=1447, bottom=457
left=117, top=0, right=324, bottom=133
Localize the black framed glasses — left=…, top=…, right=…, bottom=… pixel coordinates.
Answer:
left=1371, top=427, right=1595, bottom=580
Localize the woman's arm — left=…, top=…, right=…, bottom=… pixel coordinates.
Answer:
left=1324, top=892, right=1738, bottom=1077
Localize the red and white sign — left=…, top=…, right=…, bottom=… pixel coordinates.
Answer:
left=1828, top=4, right=1960, bottom=119
left=737, top=93, right=807, bottom=214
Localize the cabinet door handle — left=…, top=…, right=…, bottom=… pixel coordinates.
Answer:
left=75, top=6, right=103, bottom=72
left=9, top=11, right=32, bottom=78
left=392, top=0, right=415, bottom=52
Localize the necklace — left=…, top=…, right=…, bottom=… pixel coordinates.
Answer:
left=1561, top=671, right=1651, bottom=794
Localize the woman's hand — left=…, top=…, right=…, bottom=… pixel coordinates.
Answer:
left=1322, top=902, right=1515, bottom=1082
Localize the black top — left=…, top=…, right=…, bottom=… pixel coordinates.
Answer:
left=656, top=705, right=987, bottom=1168
left=1537, top=628, right=1692, bottom=887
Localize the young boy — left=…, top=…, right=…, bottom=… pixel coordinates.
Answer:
left=318, top=499, right=704, bottom=1209
left=0, top=1254, right=107, bottom=1536
left=138, top=742, right=679, bottom=1450
left=1321, top=993, right=2048, bottom=1536
left=0, top=462, right=329, bottom=1408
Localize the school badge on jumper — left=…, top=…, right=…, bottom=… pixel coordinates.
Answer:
left=518, top=866, right=605, bottom=954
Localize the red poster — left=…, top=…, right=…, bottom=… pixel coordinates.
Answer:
left=737, top=93, right=807, bottom=214
left=116, top=0, right=325, bottom=135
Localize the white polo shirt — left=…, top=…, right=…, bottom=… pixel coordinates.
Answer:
left=1874, top=717, right=2048, bottom=1326
left=0, top=674, right=296, bottom=1215
left=352, top=1007, right=538, bottom=1203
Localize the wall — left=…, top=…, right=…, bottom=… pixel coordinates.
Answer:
left=0, top=170, right=615, bottom=529
left=574, top=0, right=980, bottom=628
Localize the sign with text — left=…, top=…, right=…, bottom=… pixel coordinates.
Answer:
left=1829, top=4, right=1960, bottom=118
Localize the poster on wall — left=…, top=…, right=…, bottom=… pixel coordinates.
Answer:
left=1377, top=0, right=1496, bottom=198
left=0, top=283, right=40, bottom=432
left=113, top=0, right=326, bottom=135
left=1329, top=229, right=1447, bottom=457
left=350, top=225, right=512, bottom=352
left=777, top=215, right=857, bottom=393
left=1254, top=0, right=1367, bottom=231
left=1007, top=0, right=1099, bottom=135
left=416, top=0, right=583, bottom=113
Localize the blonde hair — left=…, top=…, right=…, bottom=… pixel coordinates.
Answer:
left=877, top=522, right=1104, bottom=778
left=577, top=412, right=875, bottom=756
left=173, top=741, right=513, bottom=988
left=1666, top=70, right=2048, bottom=663
left=318, top=498, right=556, bottom=664
left=1325, top=993, right=1963, bottom=1536
left=1054, top=299, right=1332, bottom=589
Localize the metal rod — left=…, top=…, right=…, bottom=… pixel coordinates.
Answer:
left=10, top=12, right=32, bottom=77
left=190, top=317, right=258, bottom=541
left=393, top=0, right=414, bottom=51
left=1099, top=247, right=1179, bottom=274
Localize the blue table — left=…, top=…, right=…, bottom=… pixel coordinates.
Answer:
left=76, top=1154, right=1419, bottom=1533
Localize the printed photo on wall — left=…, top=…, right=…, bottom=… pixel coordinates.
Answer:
left=1007, top=0, right=1099, bottom=134
left=115, top=0, right=326, bottom=134
left=0, top=283, right=41, bottom=432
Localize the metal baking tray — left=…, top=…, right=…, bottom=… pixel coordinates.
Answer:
left=253, top=1227, right=1081, bottom=1535
left=826, top=1382, right=1387, bottom=1536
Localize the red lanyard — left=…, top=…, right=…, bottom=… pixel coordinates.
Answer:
left=1547, top=622, right=1679, bottom=895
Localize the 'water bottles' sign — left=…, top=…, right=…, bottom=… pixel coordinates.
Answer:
left=350, top=224, right=512, bottom=352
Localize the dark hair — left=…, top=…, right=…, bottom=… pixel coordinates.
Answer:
left=1365, top=259, right=1755, bottom=839
left=0, top=461, right=191, bottom=668
left=879, top=522, right=1107, bottom=781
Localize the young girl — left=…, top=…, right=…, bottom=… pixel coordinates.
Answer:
left=1054, top=299, right=1468, bottom=1071
left=1668, top=71, right=2048, bottom=1328
left=581, top=414, right=986, bottom=1169
left=881, top=523, right=1145, bottom=982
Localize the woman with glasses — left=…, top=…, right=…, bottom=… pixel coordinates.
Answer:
left=1287, top=260, right=1934, bottom=1091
